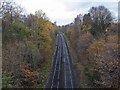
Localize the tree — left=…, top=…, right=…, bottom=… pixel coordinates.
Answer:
left=82, top=13, right=92, bottom=33
left=74, top=14, right=82, bottom=34
left=35, top=10, right=48, bottom=20
left=1, top=1, right=25, bottom=43
left=83, top=13, right=92, bottom=25
left=2, top=4, right=56, bottom=87
left=89, top=6, right=112, bottom=37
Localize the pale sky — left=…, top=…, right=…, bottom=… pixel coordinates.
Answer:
left=13, top=0, right=119, bottom=25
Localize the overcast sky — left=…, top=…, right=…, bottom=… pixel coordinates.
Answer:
left=14, top=0, right=119, bottom=26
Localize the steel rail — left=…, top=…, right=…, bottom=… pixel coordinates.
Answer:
left=60, top=33, right=73, bottom=88
left=51, top=34, right=62, bottom=89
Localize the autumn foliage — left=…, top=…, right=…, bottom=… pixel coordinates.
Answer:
left=20, top=66, right=40, bottom=87
left=61, top=5, right=119, bottom=88
left=2, top=1, right=56, bottom=88
left=87, top=37, right=119, bottom=87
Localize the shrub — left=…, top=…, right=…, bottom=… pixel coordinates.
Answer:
left=106, top=35, right=118, bottom=43
left=2, top=72, right=14, bottom=88
left=20, top=66, right=41, bottom=87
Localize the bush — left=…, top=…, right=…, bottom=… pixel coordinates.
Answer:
left=26, top=41, right=42, bottom=69
left=106, top=35, right=118, bottom=43
left=20, top=66, right=41, bottom=87
left=2, top=72, right=14, bottom=88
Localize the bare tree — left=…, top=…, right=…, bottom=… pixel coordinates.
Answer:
left=74, top=14, right=82, bottom=32
left=89, top=6, right=112, bottom=37
left=83, top=13, right=92, bottom=25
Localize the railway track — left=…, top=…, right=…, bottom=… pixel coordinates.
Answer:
left=51, top=33, right=62, bottom=88
left=45, top=32, right=73, bottom=89
left=60, top=33, right=73, bottom=88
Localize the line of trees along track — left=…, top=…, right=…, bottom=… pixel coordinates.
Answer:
left=45, top=31, right=74, bottom=89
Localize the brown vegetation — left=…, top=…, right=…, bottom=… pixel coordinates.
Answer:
left=61, top=5, right=119, bottom=88
left=2, top=1, right=56, bottom=88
